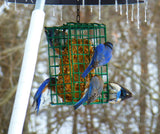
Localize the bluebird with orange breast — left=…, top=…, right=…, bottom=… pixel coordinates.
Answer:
left=74, top=75, right=104, bottom=110
left=45, top=27, right=67, bottom=56
left=32, top=78, right=57, bottom=114
left=81, top=42, right=113, bottom=78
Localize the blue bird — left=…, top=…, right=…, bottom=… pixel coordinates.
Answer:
left=32, top=78, right=57, bottom=114
left=104, top=82, right=132, bottom=103
left=45, top=27, right=67, bottom=55
left=45, top=27, right=54, bottom=48
left=81, top=42, right=113, bottom=78
left=74, top=75, right=104, bottom=110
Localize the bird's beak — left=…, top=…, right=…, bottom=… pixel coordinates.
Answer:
left=125, top=89, right=132, bottom=99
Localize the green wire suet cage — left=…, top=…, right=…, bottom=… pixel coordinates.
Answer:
left=45, top=22, right=110, bottom=105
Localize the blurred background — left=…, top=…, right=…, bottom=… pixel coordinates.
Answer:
left=0, top=1, right=159, bottom=134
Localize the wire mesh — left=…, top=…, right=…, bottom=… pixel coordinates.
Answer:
left=45, top=22, right=109, bottom=105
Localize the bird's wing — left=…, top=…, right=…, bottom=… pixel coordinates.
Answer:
left=94, top=47, right=112, bottom=67
left=116, top=90, right=121, bottom=101
left=90, top=48, right=98, bottom=67
left=88, top=84, right=93, bottom=98
left=109, top=83, right=121, bottom=92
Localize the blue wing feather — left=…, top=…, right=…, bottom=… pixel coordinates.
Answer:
left=34, top=78, right=50, bottom=100
left=116, top=90, right=121, bottom=101
left=81, top=64, right=94, bottom=78
left=73, top=93, right=88, bottom=110
left=33, top=78, right=55, bottom=114
left=82, top=43, right=112, bottom=78
left=88, top=85, right=93, bottom=98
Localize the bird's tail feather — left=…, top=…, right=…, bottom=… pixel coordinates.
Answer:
left=74, top=95, right=88, bottom=110
left=32, top=78, right=51, bottom=114
left=81, top=64, right=93, bottom=78
left=35, top=94, right=42, bottom=114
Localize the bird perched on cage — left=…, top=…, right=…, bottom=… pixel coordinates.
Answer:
left=73, top=75, right=104, bottom=110
left=104, top=82, right=132, bottom=103
left=45, top=27, right=67, bottom=56
left=32, top=78, right=57, bottom=114
left=81, top=42, right=113, bottom=78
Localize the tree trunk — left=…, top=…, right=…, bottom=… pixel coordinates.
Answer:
left=72, top=110, right=78, bottom=134
left=139, top=24, right=148, bottom=134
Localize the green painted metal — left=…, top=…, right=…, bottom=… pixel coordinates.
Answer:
left=45, top=22, right=109, bottom=105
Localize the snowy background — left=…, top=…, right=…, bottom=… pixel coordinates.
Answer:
left=0, top=0, right=160, bottom=134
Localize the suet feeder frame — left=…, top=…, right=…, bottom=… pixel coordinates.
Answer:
left=45, top=22, right=110, bottom=105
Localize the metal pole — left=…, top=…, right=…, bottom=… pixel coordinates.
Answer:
left=8, top=0, right=46, bottom=134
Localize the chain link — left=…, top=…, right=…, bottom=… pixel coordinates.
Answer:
left=76, top=0, right=80, bottom=23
